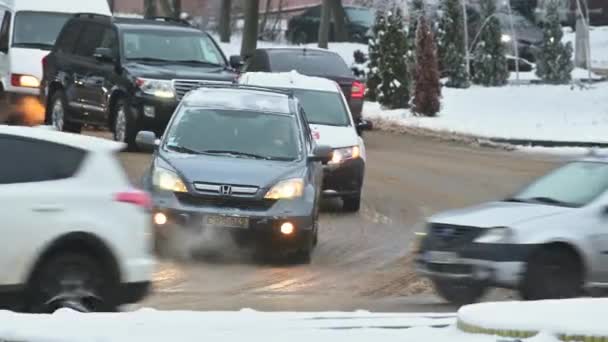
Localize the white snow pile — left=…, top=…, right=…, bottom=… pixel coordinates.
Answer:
left=363, top=82, right=608, bottom=144
left=458, top=298, right=608, bottom=338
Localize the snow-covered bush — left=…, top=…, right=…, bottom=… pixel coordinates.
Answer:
left=437, top=0, right=470, bottom=88
left=471, top=0, right=509, bottom=86
left=536, top=0, right=574, bottom=84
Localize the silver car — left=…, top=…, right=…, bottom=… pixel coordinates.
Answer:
left=415, top=155, right=608, bottom=305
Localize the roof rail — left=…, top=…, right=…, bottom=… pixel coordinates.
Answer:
left=73, top=12, right=111, bottom=20
left=191, top=82, right=294, bottom=97
left=144, top=16, right=191, bottom=26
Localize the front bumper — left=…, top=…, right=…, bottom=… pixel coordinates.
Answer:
left=415, top=242, right=536, bottom=288
left=131, top=93, right=179, bottom=136
left=323, top=158, right=365, bottom=197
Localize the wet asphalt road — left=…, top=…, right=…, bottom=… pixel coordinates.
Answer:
left=116, top=131, right=561, bottom=312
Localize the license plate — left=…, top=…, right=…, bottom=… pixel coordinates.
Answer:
left=426, top=251, right=459, bottom=264
left=205, top=215, right=249, bottom=229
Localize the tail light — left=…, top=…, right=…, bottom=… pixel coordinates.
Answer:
left=42, top=55, right=49, bottom=70
left=11, top=73, right=41, bottom=88
left=115, top=189, right=152, bottom=209
left=351, top=81, right=365, bottom=100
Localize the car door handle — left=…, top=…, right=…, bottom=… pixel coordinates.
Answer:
left=32, top=205, right=64, bottom=213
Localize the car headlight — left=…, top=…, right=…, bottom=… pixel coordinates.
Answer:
left=152, top=167, right=187, bottom=192
left=264, top=178, right=304, bottom=200
left=330, top=146, right=360, bottom=164
left=136, top=78, right=175, bottom=98
left=501, top=34, right=512, bottom=43
left=474, top=227, right=514, bottom=244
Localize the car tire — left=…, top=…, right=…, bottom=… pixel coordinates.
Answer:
left=520, top=246, right=584, bottom=301
left=27, top=252, right=116, bottom=313
left=432, top=279, right=487, bottom=306
left=343, top=193, right=362, bottom=212
left=113, top=98, right=139, bottom=151
left=49, top=92, right=82, bottom=133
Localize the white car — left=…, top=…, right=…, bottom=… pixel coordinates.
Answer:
left=415, top=155, right=608, bottom=304
left=0, top=0, right=111, bottom=122
left=0, top=125, right=155, bottom=313
left=238, top=71, right=372, bottom=212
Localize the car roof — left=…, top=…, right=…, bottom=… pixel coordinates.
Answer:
left=112, top=17, right=201, bottom=32
left=0, top=0, right=111, bottom=15
left=259, top=47, right=340, bottom=56
left=182, top=87, right=294, bottom=115
left=239, top=71, right=340, bottom=93
left=0, top=125, right=124, bottom=152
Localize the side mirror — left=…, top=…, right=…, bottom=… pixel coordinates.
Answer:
left=136, top=131, right=159, bottom=153
left=309, top=145, right=333, bottom=164
left=357, top=120, right=373, bottom=131
left=229, top=55, right=243, bottom=69
left=93, top=47, right=116, bottom=63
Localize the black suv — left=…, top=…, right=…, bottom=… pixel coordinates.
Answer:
left=136, top=84, right=333, bottom=263
left=41, top=14, right=237, bottom=149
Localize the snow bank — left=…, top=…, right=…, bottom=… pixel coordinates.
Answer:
left=364, top=82, right=608, bottom=144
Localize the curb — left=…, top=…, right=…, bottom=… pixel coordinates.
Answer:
left=457, top=318, right=608, bottom=342
left=488, top=138, right=608, bottom=148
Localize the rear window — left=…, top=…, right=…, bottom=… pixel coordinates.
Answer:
left=294, top=89, right=351, bottom=126
left=268, top=51, right=352, bottom=77
left=12, top=11, right=72, bottom=50
left=0, top=136, right=86, bottom=184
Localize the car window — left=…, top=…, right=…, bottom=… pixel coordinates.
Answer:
left=12, top=11, right=71, bottom=50
left=243, top=50, right=268, bottom=72
left=268, top=51, right=352, bottom=77
left=345, top=7, right=374, bottom=25
left=0, top=136, right=86, bottom=184
left=122, top=29, right=225, bottom=65
left=293, top=89, right=351, bottom=126
left=0, top=11, right=11, bottom=52
left=55, top=21, right=81, bottom=54
left=510, top=162, right=608, bottom=208
left=99, top=26, right=119, bottom=58
left=165, top=108, right=302, bottom=161
left=74, top=23, right=104, bottom=57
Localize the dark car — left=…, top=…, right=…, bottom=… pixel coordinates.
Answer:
left=232, top=48, right=365, bottom=132
left=285, top=5, right=374, bottom=44
left=136, top=84, right=333, bottom=263
left=40, top=14, right=236, bottom=149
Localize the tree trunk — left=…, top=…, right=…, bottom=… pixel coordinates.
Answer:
left=219, top=0, right=232, bottom=42
left=174, top=0, right=182, bottom=18
left=318, top=0, right=331, bottom=48
left=330, top=0, right=348, bottom=42
left=260, top=0, right=273, bottom=35
left=144, top=0, right=157, bottom=17
left=159, top=0, right=173, bottom=16
left=240, top=0, right=260, bottom=58
left=574, top=14, right=589, bottom=68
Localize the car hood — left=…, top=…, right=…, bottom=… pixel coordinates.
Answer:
left=10, top=48, right=50, bottom=80
left=310, top=123, right=359, bottom=148
left=430, top=201, right=573, bottom=228
left=159, top=151, right=304, bottom=188
left=124, top=62, right=237, bottom=81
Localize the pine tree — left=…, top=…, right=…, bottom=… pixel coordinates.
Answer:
left=413, top=16, right=441, bottom=117
left=536, top=0, right=574, bottom=84
left=365, top=13, right=387, bottom=101
left=472, top=0, right=509, bottom=86
left=438, top=0, right=469, bottom=88
left=407, top=0, right=425, bottom=43
left=377, top=9, right=411, bottom=109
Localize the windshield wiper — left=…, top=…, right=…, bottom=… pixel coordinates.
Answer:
left=202, top=150, right=271, bottom=160
left=13, top=42, right=53, bottom=50
left=308, top=121, right=347, bottom=127
left=127, top=57, right=173, bottom=63
left=504, top=197, right=527, bottom=203
left=172, top=60, right=225, bottom=67
left=166, top=144, right=201, bottom=154
left=525, top=197, right=575, bottom=207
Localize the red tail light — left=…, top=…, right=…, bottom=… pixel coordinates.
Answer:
left=42, top=55, right=49, bottom=70
left=351, top=81, right=365, bottom=100
left=115, top=190, right=152, bottom=209
left=11, top=73, right=41, bottom=88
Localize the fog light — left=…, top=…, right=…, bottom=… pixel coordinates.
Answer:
left=280, top=222, right=294, bottom=235
left=154, top=212, right=167, bottom=225
left=143, top=105, right=155, bottom=118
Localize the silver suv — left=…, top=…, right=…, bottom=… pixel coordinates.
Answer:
left=415, top=155, right=608, bottom=305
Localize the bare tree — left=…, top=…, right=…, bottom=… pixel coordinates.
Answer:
left=260, top=0, right=273, bottom=34
left=174, top=0, right=182, bottom=18
left=144, top=0, right=157, bottom=17
left=241, top=0, right=260, bottom=58
left=330, top=0, right=348, bottom=42
left=219, top=0, right=232, bottom=42
left=318, top=0, right=331, bottom=48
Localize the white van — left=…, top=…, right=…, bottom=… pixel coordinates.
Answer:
left=239, top=71, right=372, bottom=212
left=0, top=0, right=111, bottom=123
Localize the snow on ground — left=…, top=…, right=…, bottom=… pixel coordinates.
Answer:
left=509, top=67, right=603, bottom=81
left=564, top=26, right=608, bottom=69
left=363, top=82, right=608, bottom=144
left=459, top=298, right=608, bottom=337
left=517, top=146, right=608, bottom=156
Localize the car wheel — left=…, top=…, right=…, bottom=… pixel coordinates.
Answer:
left=113, top=98, right=138, bottom=151
left=343, top=193, right=362, bottom=212
left=432, top=279, right=487, bottom=306
left=27, top=253, right=116, bottom=313
left=50, top=92, right=82, bottom=133
left=520, top=246, right=584, bottom=300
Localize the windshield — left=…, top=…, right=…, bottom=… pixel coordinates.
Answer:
left=12, top=11, right=71, bottom=49
left=294, top=89, right=351, bottom=126
left=346, top=8, right=374, bottom=25
left=165, top=108, right=301, bottom=161
left=269, top=52, right=352, bottom=77
left=508, top=162, right=608, bottom=208
left=122, top=30, right=225, bottom=65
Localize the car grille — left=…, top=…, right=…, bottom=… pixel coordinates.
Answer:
left=175, top=193, right=275, bottom=211
left=429, top=224, right=484, bottom=247
left=193, top=182, right=259, bottom=197
left=173, top=79, right=232, bottom=100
